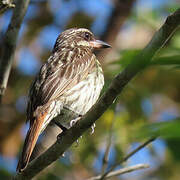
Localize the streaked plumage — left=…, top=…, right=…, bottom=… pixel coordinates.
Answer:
left=17, top=28, right=111, bottom=172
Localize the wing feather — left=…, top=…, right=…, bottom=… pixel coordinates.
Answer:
left=27, top=48, right=95, bottom=119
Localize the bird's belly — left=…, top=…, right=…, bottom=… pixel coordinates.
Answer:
left=63, top=71, right=104, bottom=115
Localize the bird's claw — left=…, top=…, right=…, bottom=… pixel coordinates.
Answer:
left=90, top=123, right=96, bottom=134
left=70, top=119, right=77, bottom=127
left=70, top=116, right=81, bottom=127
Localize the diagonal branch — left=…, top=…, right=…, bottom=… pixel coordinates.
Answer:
left=97, top=0, right=136, bottom=61
left=87, top=164, right=149, bottom=180
left=99, top=137, right=156, bottom=180
left=0, top=0, right=30, bottom=103
left=14, top=8, right=180, bottom=180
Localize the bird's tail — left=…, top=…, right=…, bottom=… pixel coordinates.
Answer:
left=16, top=113, right=46, bottom=172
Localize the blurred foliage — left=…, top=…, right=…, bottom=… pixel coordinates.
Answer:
left=0, top=0, right=180, bottom=180
left=0, top=169, right=11, bottom=180
left=136, top=119, right=180, bottom=139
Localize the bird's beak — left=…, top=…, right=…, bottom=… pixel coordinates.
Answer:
left=90, top=39, right=111, bottom=49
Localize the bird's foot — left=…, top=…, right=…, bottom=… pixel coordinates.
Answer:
left=69, top=115, right=82, bottom=127
left=90, top=123, right=96, bottom=134
left=69, top=116, right=82, bottom=147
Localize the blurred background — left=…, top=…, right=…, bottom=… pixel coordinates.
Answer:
left=0, top=0, right=180, bottom=179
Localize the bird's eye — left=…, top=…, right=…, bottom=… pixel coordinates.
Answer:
left=84, top=32, right=91, bottom=41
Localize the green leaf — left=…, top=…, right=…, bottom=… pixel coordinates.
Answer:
left=111, top=49, right=141, bottom=68
left=151, top=55, right=180, bottom=66
left=137, top=119, right=180, bottom=139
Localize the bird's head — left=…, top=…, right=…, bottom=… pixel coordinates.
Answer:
left=54, top=28, right=111, bottom=50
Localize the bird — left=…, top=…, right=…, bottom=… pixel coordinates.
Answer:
left=16, top=28, right=111, bottom=172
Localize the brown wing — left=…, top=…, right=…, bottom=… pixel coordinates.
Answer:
left=27, top=48, right=95, bottom=121
left=16, top=48, right=95, bottom=172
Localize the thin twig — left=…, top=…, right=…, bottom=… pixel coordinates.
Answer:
left=14, top=8, right=180, bottom=180
left=101, top=125, right=113, bottom=175
left=0, top=0, right=30, bottom=103
left=87, top=164, right=149, bottom=180
left=99, top=137, right=156, bottom=180
left=101, top=103, right=119, bottom=174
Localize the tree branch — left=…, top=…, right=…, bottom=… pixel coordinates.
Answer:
left=0, top=0, right=30, bottom=103
left=101, top=103, right=118, bottom=175
left=101, top=0, right=136, bottom=44
left=14, top=8, right=180, bottom=180
left=87, top=164, right=149, bottom=180
left=97, top=0, right=136, bottom=60
left=99, top=137, right=156, bottom=180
